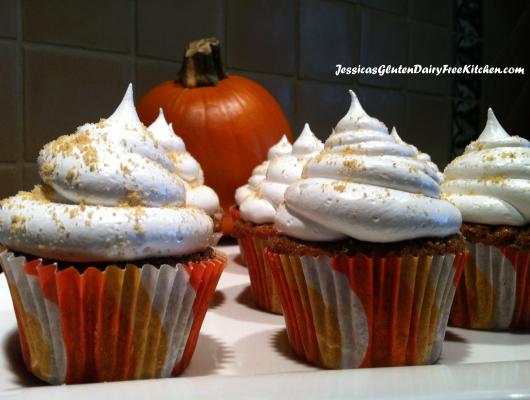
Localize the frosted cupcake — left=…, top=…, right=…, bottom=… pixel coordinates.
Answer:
left=0, top=85, right=226, bottom=384
left=148, top=109, right=221, bottom=228
left=234, top=134, right=292, bottom=210
left=232, top=127, right=323, bottom=313
left=231, top=135, right=291, bottom=264
left=443, top=109, right=530, bottom=330
left=265, top=90, right=467, bottom=368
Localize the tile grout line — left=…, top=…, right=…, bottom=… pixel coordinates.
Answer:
left=404, top=0, right=413, bottom=134
left=16, top=0, right=24, bottom=189
left=131, top=0, right=137, bottom=94
left=19, top=40, right=133, bottom=61
left=353, top=0, right=362, bottom=93
left=293, top=0, right=300, bottom=134
left=224, top=0, right=228, bottom=63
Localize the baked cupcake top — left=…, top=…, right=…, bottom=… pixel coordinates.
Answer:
left=275, top=90, right=462, bottom=242
left=0, top=85, right=215, bottom=262
left=148, top=109, right=220, bottom=216
left=239, top=124, right=324, bottom=224
left=234, top=135, right=292, bottom=207
left=442, top=109, right=530, bottom=226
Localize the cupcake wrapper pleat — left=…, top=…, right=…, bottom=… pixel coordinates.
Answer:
left=450, top=242, right=530, bottom=330
left=229, top=207, right=247, bottom=266
left=238, top=235, right=283, bottom=314
left=0, top=250, right=226, bottom=384
left=266, top=250, right=467, bottom=369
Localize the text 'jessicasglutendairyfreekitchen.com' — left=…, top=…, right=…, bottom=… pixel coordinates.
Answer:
left=335, top=64, right=525, bottom=76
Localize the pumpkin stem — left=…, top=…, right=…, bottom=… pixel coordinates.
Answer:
left=177, top=37, right=228, bottom=88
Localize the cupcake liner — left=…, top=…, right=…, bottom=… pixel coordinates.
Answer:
left=0, top=250, right=226, bottom=384
left=239, top=235, right=283, bottom=314
left=229, top=205, right=247, bottom=265
left=450, top=242, right=530, bottom=330
left=266, top=250, right=467, bottom=369
left=230, top=204, right=282, bottom=314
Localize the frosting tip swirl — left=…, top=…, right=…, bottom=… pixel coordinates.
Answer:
left=478, top=108, right=510, bottom=142
left=0, top=85, right=215, bottom=261
left=107, top=83, right=143, bottom=130
left=267, top=135, right=292, bottom=159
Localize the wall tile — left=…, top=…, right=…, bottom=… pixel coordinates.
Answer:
left=136, top=59, right=181, bottom=99
left=362, top=0, right=406, bottom=16
left=299, top=0, right=357, bottom=82
left=410, top=0, right=452, bottom=27
left=409, top=23, right=452, bottom=95
left=508, top=8, right=530, bottom=71
left=137, top=0, right=224, bottom=62
left=23, top=163, right=39, bottom=190
left=0, top=0, right=17, bottom=38
left=0, top=42, right=18, bottom=161
left=407, top=93, right=451, bottom=168
left=0, top=165, right=19, bottom=198
left=506, top=79, right=530, bottom=140
left=357, top=85, right=406, bottom=132
left=233, top=71, right=296, bottom=132
left=481, top=48, right=525, bottom=124
left=296, top=81, right=353, bottom=140
left=452, top=98, right=481, bottom=158
left=23, top=0, right=130, bottom=52
left=482, top=0, right=528, bottom=63
left=24, top=47, right=131, bottom=161
left=359, top=9, right=408, bottom=88
left=481, top=2, right=529, bottom=144
left=227, top=0, right=295, bottom=75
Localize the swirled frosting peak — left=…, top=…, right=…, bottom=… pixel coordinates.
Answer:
left=292, top=124, right=324, bottom=156
left=390, top=127, right=444, bottom=183
left=149, top=108, right=186, bottom=153
left=336, top=90, right=386, bottom=130
left=239, top=124, right=324, bottom=224
left=268, top=134, right=292, bottom=159
left=0, top=84, right=215, bottom=262
left=235, top=135, right=292, bottom=206
left=38, top=84, right=182, bottom=207
left=442, top=108, right=530, bottom=226
left=148, top=109, right=219, bottom=215
left=275, top=90, right=461, bottom=242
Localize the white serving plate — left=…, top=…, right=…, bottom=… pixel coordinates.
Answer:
left=1, top=243, right=529, bottom=399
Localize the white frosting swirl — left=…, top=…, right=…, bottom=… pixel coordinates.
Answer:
left=148, top=110, right=220, bottom=215
left=0, top=85, right=215, bottom=262
left=275, top=90, right=462, bottom=242
left=234, top=135, right=292, bottom=206
left=442, top=109, right=530, bottom=226
left=239, top=124, right=324, bottom=224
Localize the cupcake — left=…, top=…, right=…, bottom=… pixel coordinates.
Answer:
left=234, top=134, right=292, bottom=211
left=0, top=85, right=226, bottom=384
left=231, top=135, right=291, bottom=265
left=265, top=90, right=467, bottom=368
left=233, top=127, right=323, bottom=314
left=148, top=109, right=222, bottom=229
left=442, top=109, right=529, bottom=330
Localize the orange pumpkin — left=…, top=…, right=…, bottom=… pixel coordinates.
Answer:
left=137, top=38, right=292, bottom=235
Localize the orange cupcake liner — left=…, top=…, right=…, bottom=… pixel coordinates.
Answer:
left=238, top=235, right=283, bottom=314
left=266, top=249, right=467, bottom=369
left=229, top=205, right=247, bottom=265
left=230, top=204, right=282, bottom=314
left=229, top=205, right=242, bottom=222
left=450, top=243, right=530, bottom=330
left=0, top=250, right=226, bottom=384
